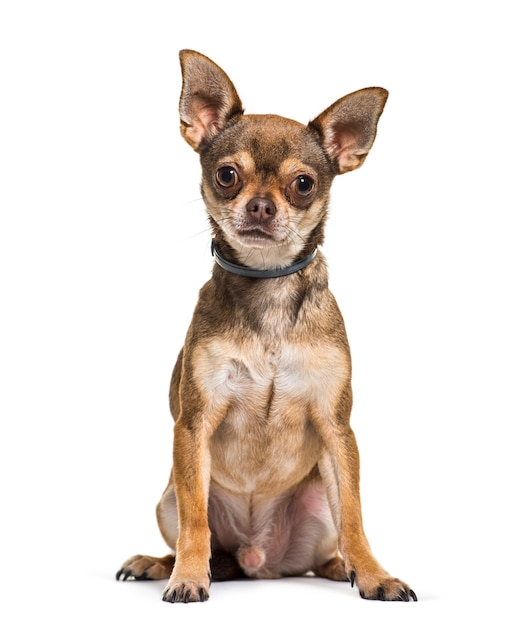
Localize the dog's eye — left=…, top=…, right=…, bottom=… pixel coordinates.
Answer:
left=293, top=175, right=315, bottom=197
left=216, top=166, right=239, bottom=188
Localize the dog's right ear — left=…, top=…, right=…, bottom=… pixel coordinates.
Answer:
left=179, top=50, right=244, bottom=151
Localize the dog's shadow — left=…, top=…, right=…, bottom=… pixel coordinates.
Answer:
left=117, top=573, right=353, bottom=603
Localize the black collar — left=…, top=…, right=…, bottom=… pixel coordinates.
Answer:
left=211, top=240, right=318, bottom=279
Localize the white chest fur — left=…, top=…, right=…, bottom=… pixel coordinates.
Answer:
left=191, top=336, right=350, bottom=493
left=193, top=336, right=348, bottom=415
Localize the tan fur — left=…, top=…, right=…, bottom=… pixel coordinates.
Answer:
left=116, top=50, right=416, bottom=604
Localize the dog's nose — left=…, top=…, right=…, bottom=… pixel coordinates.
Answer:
left=246, top=197, right=276, bottom=223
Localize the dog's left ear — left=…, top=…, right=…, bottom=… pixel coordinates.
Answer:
left=179, top=50, right=244, bottom=151
left=309, top=88, right=388, bottom=173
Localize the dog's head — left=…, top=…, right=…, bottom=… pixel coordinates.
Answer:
left=179, top=50, right=388, bottom=270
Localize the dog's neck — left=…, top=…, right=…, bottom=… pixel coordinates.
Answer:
left=211, top=240, right=318, bottom=279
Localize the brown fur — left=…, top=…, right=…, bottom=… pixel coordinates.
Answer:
left=116, top=50, right=416, bottom=603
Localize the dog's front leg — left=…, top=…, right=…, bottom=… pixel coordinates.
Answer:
left=318, top=424, right=416, bottom=601
left=162, top=417, right=212, bottom=603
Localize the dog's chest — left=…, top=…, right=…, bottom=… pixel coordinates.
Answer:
left=192, top=335, right=348, bottom=492
left=193, top=335, right=345, bottom=413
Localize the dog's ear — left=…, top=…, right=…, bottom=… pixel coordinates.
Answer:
left=309, top=88, right=388, bottom=173
left=179, top=50, right=244, bottom=151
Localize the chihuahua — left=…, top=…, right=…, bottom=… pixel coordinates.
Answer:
left=116, top=50, right=416, bottom=603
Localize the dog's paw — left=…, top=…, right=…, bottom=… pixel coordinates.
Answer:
left=162, top=579, right=210, bottom=603
left=313, top=556, right=348, bottom=581
left=116, top=554, right=175, bottom=581
left=351, top=571, right=417, bottom=602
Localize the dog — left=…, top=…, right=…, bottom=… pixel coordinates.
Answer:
left=116, top=49, right=416, bottom=604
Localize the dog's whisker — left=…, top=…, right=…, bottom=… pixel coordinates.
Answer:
left=177, top=197, right=206, bottom=207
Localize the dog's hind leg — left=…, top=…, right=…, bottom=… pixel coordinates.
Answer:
left=156, top=476, right=179, bottom=550
left=116, top=478, right=179, bottom=582
left=210, top=549, right=247, bottom=581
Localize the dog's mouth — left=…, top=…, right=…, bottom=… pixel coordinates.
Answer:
left=237, top=227, right=276, bottom=243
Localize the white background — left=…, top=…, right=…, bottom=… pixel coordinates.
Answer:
left=1, top=1, right=525, bottom=624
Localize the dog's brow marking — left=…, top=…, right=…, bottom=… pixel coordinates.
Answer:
left=217, top=151, right=255, bottom=174
left=279, top=158, right=317, bottom=180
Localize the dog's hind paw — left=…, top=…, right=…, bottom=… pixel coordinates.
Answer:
left=116, top=553, right=175, bottom=581
left=313, top=555, right=348, bottom=581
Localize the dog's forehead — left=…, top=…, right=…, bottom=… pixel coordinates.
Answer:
left=204, top=114, right=330, bottom=173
